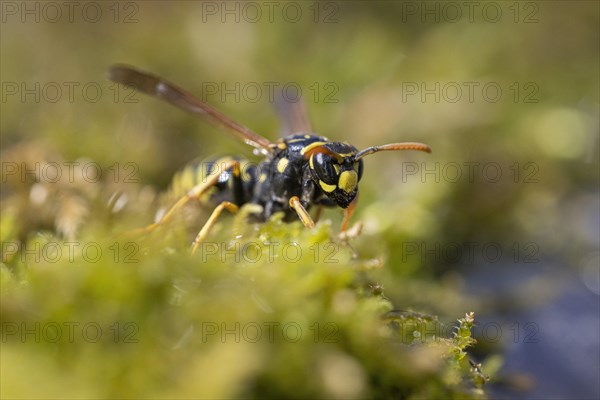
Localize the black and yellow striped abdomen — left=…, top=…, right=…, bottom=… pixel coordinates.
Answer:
left=170, top=156, right=259, bottom=206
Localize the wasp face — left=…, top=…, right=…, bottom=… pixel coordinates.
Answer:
left=307, top=143, right=364, bottom=209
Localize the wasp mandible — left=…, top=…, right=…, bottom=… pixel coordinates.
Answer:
left=108, top=65, right=431, bottom=253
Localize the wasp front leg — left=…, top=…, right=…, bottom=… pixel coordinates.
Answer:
left=289, top=196, right=315, bottom=229
left=287, top=176, right=320, bottom=228
left=338, top=195, right=362, bottom=241
left=340, top=194, right=358, bottom=232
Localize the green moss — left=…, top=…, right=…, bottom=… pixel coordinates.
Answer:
left=1, top=203, right=487, bottom=398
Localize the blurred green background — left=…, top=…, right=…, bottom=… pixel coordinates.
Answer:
left=1, top=1, right=598, bottom=399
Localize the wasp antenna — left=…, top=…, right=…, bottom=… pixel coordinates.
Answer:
left=301, top=144, right=343, bottom=162
left=355, top=142, right=431, bottom=161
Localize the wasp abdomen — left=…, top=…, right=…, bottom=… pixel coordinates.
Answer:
left=170, top=156, right=258, bottom=207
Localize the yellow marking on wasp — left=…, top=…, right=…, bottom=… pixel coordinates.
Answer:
left=338, top=170, right=358, bottom=193
left=226, top=161, right=240, bottom=189
left=232, top=161, right=240, bottom=177
left=337, top=152, right=357, bottom=157
left=171, top=173, right=183, bottom=197
left=200, top=186, right=217, bottom=202
left=309, top=155, right=314, bottom=169
left=240, top=160, right=255, bottom=182
left=195, top=165, right=206, bottom=185
left=277, top=157, right=289, bottom=174
left=319, top=180, right=336, bottom=193
left=259, top=173, right=267, bottom=183
left=333, top=164, right=340, bottom=174
left=277, top=141, right=287, bottom=149
left=177, top=167, right=195, bottom=195
left=300, top=141, right=327, bottom=155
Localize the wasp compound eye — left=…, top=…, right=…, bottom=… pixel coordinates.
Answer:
left=312, top=152, right=338, bottom=185
left=355, top=159, right=364, bottom=181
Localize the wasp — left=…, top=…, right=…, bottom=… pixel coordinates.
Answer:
left=108, top=65, right=431, bottom=253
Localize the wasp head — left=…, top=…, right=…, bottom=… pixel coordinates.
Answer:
left=304, top=142, right=363, bottom=209
left=303, top=140, right=432, bottom=209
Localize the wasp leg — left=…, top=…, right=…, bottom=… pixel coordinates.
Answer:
left=338, top=221, right=363, bottom=242
left=289, top=196, right=315, bottom=229
left=313, top=206, right=323, bottom=223
left=131, top=159, right=241, bottom=235
left=190, top=201, right=239, bottom=254
left=341, top=194, right=358, bottom=232
left=338, top=195, right=362, bottom=250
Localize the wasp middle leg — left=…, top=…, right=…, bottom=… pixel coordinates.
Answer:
left=190, top=201, right=239, bottom=254
left=132, top=159, right=241, bottom=236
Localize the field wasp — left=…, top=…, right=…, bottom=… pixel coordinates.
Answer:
left=108, top=65, right=431, bottom=253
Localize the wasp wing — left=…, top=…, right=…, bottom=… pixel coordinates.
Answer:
left=108, top=64, right=274, bottom=153
left=274, top=87, right=313, bottom=136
